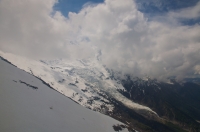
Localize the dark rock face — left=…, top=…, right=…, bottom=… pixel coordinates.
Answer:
left=19, top=80, right=38, bottom=90
left=116, top=77, right=200, bottom=131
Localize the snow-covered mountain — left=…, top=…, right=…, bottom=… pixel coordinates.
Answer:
left=0, top=54, right=133, bottom=132
left=1, top=51, right=200, bottom=131
left=0, top=51, right=157, bottom=117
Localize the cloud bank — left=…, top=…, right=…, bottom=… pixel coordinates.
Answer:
left=0, top=0, right=200, bottom=80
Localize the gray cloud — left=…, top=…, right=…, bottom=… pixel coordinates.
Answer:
left=0, top=0, right=200, bottom=80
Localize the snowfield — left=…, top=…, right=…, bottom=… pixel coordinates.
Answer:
left=0, top=57, right=131, bottom=132
left=0, top=50, right=157, bottom=116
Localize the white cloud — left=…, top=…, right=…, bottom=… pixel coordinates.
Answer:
left=0, top=0, right=94, bottom=59
left=168, top=1, right=200, bottom=19
left=0, top=0, right=200, bottom=80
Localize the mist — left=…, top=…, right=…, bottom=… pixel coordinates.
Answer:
left=0, top=0, right=200, bottom=80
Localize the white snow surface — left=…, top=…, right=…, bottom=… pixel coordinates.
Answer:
left=0, top=51, right=157, bottom=115
left=0, top=57, right=130, bottom=132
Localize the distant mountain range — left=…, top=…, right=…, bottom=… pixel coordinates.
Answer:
left=0, top=51, right=200, bottom=132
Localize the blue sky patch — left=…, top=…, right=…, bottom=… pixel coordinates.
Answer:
left=54, top=0, right=200, bottom=25
left=54, top=0, right=104, bottom=17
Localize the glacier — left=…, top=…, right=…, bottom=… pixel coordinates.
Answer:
left=0, top=50, right=157, bottom=116
left=0, top=55, right=132, bottom=132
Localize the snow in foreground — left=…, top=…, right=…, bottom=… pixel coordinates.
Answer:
left=0, top=51, right=157, bottom=116
left=0, top=58, right=130, bottom=132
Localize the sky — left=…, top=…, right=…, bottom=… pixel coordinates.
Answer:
left=54, top=0, right=104, bottom=16
left=54, top=0, right=200, bottom=25
left=0, top=0, right=200, bottom=81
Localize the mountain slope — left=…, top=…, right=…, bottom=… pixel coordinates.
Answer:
left=0, top=58, right=131, bottom=132
left=1, top=51, right=200, bottom=131
left=119, top=77, right=200, bottom=131
left=0, top=51, right=157, bottom=117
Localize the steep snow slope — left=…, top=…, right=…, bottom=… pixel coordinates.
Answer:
left=0, top=57, right=131, bottom=132
left=0, top=51, right=157, bottom=116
